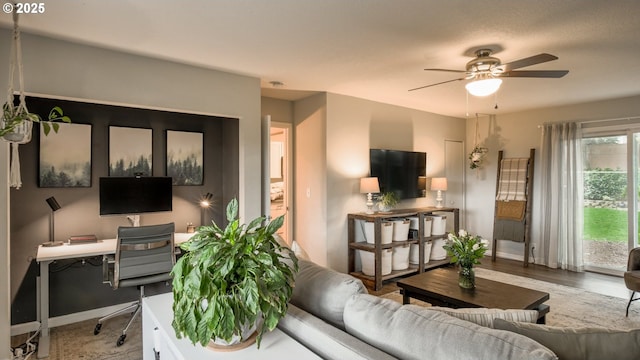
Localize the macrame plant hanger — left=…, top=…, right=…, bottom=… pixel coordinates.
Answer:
left=3, top=10, right=33, bottom=189
left=469, top=114, right=488, bottom=170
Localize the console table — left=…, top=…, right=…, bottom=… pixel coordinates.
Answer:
left=34, top=233, right=193, bottom=359
left=142, top=293, right=321, bottom=359
left=347, top=207, right=459, bottom=291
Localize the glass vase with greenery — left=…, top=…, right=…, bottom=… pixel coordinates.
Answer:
left=442, top=230, right=487, bottom=289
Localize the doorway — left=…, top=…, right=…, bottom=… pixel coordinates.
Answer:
left=270, top=122, right=292, bottom=243
left=582, top=131, right=639, bottom=274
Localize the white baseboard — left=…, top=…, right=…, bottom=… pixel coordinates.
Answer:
left=11, top=301, right=136, bottom=336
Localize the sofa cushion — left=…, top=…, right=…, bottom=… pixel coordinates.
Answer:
left=278, top=304, right=398, bottom=360
left=494, top=319, right=640, bottom=360
left=429, top=306, right=539, bottom=327
left=344, top=294, right=558, bottom=360
left=290, top=260, right=368, bottom=330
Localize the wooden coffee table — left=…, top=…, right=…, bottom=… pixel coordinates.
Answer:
left=396, top=268, right=550, bottom=323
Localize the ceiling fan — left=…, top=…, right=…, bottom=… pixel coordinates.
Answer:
left=409, top=49, right=568, bottom=96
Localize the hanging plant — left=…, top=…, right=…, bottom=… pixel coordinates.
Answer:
left=469, top=113, right=488, bottom=170
left=1, top=10, right=71, bottom=188
left=469, top=145, right=488, bottom=169
left=1, top=102, right=70, bottom=139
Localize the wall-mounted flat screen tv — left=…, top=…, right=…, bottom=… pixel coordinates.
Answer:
left=370, top=149, right=427, bottom=200
left=99, top=177, right=173, bottom=215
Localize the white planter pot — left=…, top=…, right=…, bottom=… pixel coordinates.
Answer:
left=1, top=118, right=32, bottom=144
left=208, top=319, right=261, bottom=351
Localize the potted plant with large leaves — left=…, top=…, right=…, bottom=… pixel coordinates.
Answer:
left=171, top=198, right=298, bottom=350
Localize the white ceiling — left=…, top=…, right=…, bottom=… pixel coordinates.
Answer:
left=1, top=0, right=639, bottom=118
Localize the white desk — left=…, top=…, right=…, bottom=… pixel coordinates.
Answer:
left=142, top=293, right=321, bottom=360
left=35, top=233, right=193, bottom=359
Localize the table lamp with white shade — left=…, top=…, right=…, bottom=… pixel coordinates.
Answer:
left=431, top=177, right=448, bottom=209
left=360, top=177, right=380, bottom=214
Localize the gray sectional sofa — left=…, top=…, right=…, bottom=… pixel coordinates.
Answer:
left=278, top=259, right=640, bottom=360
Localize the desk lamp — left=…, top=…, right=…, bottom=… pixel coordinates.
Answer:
left=43, top=196, right=64, bottom=247
left=200, top=192, right=214, bottom=226
left=431, top=177, right=448, bottom=209
left=360, top=177, right=380, bottom=214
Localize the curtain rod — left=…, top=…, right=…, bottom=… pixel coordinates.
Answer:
left=538, top=116, right=640, bottom=128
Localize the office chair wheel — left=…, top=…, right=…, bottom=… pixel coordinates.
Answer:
left=117, top=334, right=126, bottom=346
left=94, top=323, right=102, bottom=335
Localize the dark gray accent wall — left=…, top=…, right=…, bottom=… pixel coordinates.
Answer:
left=10, top=96, right=239, bottom=324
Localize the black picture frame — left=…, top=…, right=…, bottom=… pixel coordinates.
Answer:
left=109, top=126, right=153, bottom=176
left=166, top=130, right=203, bottom=185
left=39, top=122, right=92, bottom=188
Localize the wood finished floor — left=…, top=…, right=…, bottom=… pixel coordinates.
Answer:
left=369, top=257, right=631, bottom=300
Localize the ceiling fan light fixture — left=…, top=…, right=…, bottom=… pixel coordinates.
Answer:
left=465, top=77, right=502, bottom=97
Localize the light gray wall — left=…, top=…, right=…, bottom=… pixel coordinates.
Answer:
left=325, top=93, right=465, bottom=271
left=261, top=97, right=294, bottom=124
left=293, top=93, right=328, bottom=266
left=0, top=30, right=262, bottom=342
left=465, top=95, right=640, bottom=262
left=290, top=92, right=465, bottom=271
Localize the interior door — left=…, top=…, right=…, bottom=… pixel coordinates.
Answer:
left=269, top=122, right=293, bottom=244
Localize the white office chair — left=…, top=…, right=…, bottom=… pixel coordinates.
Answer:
left=94, top=222, right=175, bottom=346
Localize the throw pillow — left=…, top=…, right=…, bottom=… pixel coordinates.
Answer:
left=344, top=294, right=558, bottom=360
left=429, top=307, right=539, bottom=327
left=494, top=319, right=640, bottom=360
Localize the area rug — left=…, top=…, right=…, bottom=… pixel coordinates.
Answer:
left=46, top=314, right=142, bottom=360
left=381, top=268, right=640, bottom=330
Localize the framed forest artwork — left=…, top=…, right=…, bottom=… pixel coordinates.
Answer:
left=39, top=123, right=92, bottom=187
left=166, top=130, right=203, bottom=185
left=109, top=126, right=152, bottom=176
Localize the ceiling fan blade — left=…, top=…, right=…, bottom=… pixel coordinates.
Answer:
left=500, top=70, right=569, bottom=78
left=408, top=77, right=465, bottom=92
left=424, top=68, right=467, bottom=73
left=502, top=53, right=559, bottom=71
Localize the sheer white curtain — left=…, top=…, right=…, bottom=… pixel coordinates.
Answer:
left=539, top=122, right=584, bottom=271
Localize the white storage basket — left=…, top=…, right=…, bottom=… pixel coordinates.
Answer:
left=423, top=217, right=433, bottom=237
left=392, top=245, right=411, bottom=270
left=356, top=220, right=393, bottom=244
left=429, top=238, right=448, bottom=260
left=430, top=215, right=447, bottom=236
left=359, top=249, right=392, bottom=276
left=392, top=219, right=411, bottom=241
left=409, top=242, right=432, bottom=265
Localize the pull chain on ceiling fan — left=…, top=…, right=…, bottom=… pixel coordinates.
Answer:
left=409, top=49, right=569, bottom=96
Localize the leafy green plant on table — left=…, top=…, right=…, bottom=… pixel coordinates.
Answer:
left=377, top=191, right=399, bottom=211
left=171, top=198, right=298, bottom=349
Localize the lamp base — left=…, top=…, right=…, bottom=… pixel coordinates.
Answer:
left=435, top=190, right=444, bottom=208
left=42, top=241, right=64, bottom=247
left=365, top=194, right=376, bottom=214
